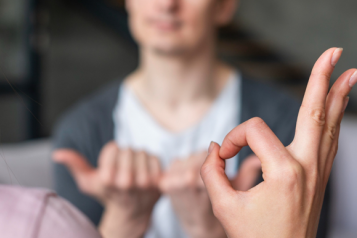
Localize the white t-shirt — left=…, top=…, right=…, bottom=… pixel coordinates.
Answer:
left=113, top=72, right=242, bottom=238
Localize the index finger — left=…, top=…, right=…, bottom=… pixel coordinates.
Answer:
left=219, top=117, right=293, bottom=173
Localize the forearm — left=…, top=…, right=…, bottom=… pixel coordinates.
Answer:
left=99, top=205, right=150, bottom=238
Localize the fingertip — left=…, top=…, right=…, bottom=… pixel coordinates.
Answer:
left=203, top=142, right=221, bottom=170
left=53, top=149, right=91, bottom=171
left=314, top=47, right=339, bottom=68
left=218, top=122, right=248, bottom=159
left=331, top=47, right=344, bottom=67
left=327, top=47, right=341, bottom=55
left=105, top=140, right=119, bottom=150
left=321, top=47, right=338, bottom=57
left=201, top=143, right=224, bottom=180
left=349, top=69, right=357, bottom=88
left=208, top=141, right=220, bottom=155
left=101, top=141, right=120, bottom=156
left=218, top=146, right=229, bottom=159
left=52, top=149, right=71, bottom=163
left=219, top=140, right=239, bottom=159
left=52, top=151, right=61, bottom=162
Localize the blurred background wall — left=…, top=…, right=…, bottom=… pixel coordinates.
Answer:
left=0, top=0, right=33, bottom=142
left=43, top=0, right=138, bottom=138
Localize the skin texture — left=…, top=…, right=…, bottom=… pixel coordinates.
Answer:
left=201, top=48, right=357, bottom=238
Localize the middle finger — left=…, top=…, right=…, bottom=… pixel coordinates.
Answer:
left=320, top=69, right=357, bottom=170
left=292, top=48, right=343, bottom=166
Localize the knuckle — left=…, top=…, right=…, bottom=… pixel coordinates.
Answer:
left=117, top=175, right=134, bottom=190
left=157, top=178, right=167, bottom=192
left=282, top=163, right=303, bottom=187
left=247, top=117, right=267, bottom=133
left=126, top=148, right=134, bottom=156
left=136, top=178, right=150, bottom=189
left=136, top=171, right=151, bottom=189
left=306, top=173, right=320, bottom=198
left=325, top=124, right=337, bottom=141
left=137, top=150, right=147, bottom=158
left=311, top=71, right=331, bottom=81
left=211, top=201, right=228, bottom=220
left=101, top=176, right=113, bottom=188
left=120, top=148, right=132, bottom=159
left=249, top=117, right=265, bottom=128
left=200, top=163, right=212, bottom=180
left=334, top=143, right=339, bottom=156
left=310, top=107, right=326, bottom=126
left=330, top=143, right=339, bottom=159
left=105, top=141, right=118, bottom=151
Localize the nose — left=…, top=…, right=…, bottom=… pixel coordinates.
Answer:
left=156, top=0, right=179, bottom=12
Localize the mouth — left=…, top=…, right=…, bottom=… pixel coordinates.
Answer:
left=148, top=18, right=182, bottom=32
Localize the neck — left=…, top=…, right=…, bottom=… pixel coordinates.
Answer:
left=128, top=40, right=232, bottom=106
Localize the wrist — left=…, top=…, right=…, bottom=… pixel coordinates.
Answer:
left=185, top=220, right=226, bottom=238
left=99, top=204, right=151, bottom=238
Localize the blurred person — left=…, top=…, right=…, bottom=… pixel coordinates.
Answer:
left=52, top=0, right=327, bottom=237
left=0, top=49, right=350, bottom=238
left=201, top=48, right=356, bottom=238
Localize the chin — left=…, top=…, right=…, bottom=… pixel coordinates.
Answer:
left=151, top=45, right=187, bottom=56
left=149, top=39, right=194, bottom=57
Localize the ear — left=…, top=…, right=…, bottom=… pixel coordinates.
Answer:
left=214, top=0, right=238, bottom=26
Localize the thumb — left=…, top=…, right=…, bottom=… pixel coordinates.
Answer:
left=201, top=142, right=235, bottom=205
left=53, top=149, right=98, bottom=194
left=231, top=154, right=261, bottom=191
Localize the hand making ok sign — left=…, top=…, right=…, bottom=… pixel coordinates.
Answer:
left=201, top=48, right=356, bottom=238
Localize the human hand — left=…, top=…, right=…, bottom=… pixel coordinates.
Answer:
left=53, top=142, right=161, bottom=238
left=159, top=152, right=261, bottom=238
left=201, top=48, right=356, bottom=238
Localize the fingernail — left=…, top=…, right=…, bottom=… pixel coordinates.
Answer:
left=343, top=97, right=350, bottom=112
left=349, top=70, right=357, bottom=87
left=331, top=48, right=343, bottom=67
left=208, top=141, right=215, bottom=154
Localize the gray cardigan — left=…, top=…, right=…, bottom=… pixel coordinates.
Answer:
left=53, top=75, right=329, bottom=237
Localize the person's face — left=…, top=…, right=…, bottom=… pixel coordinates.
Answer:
left=126, top=0, right=236, bottom=56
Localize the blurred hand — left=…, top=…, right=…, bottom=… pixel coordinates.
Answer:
left=201, top=48, right=356, bottom=238
left=231, top=154, right=261, bottom=191
left=53, top=142, right=161, bottom=238
left=159, top=152, right=261, bottom=238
